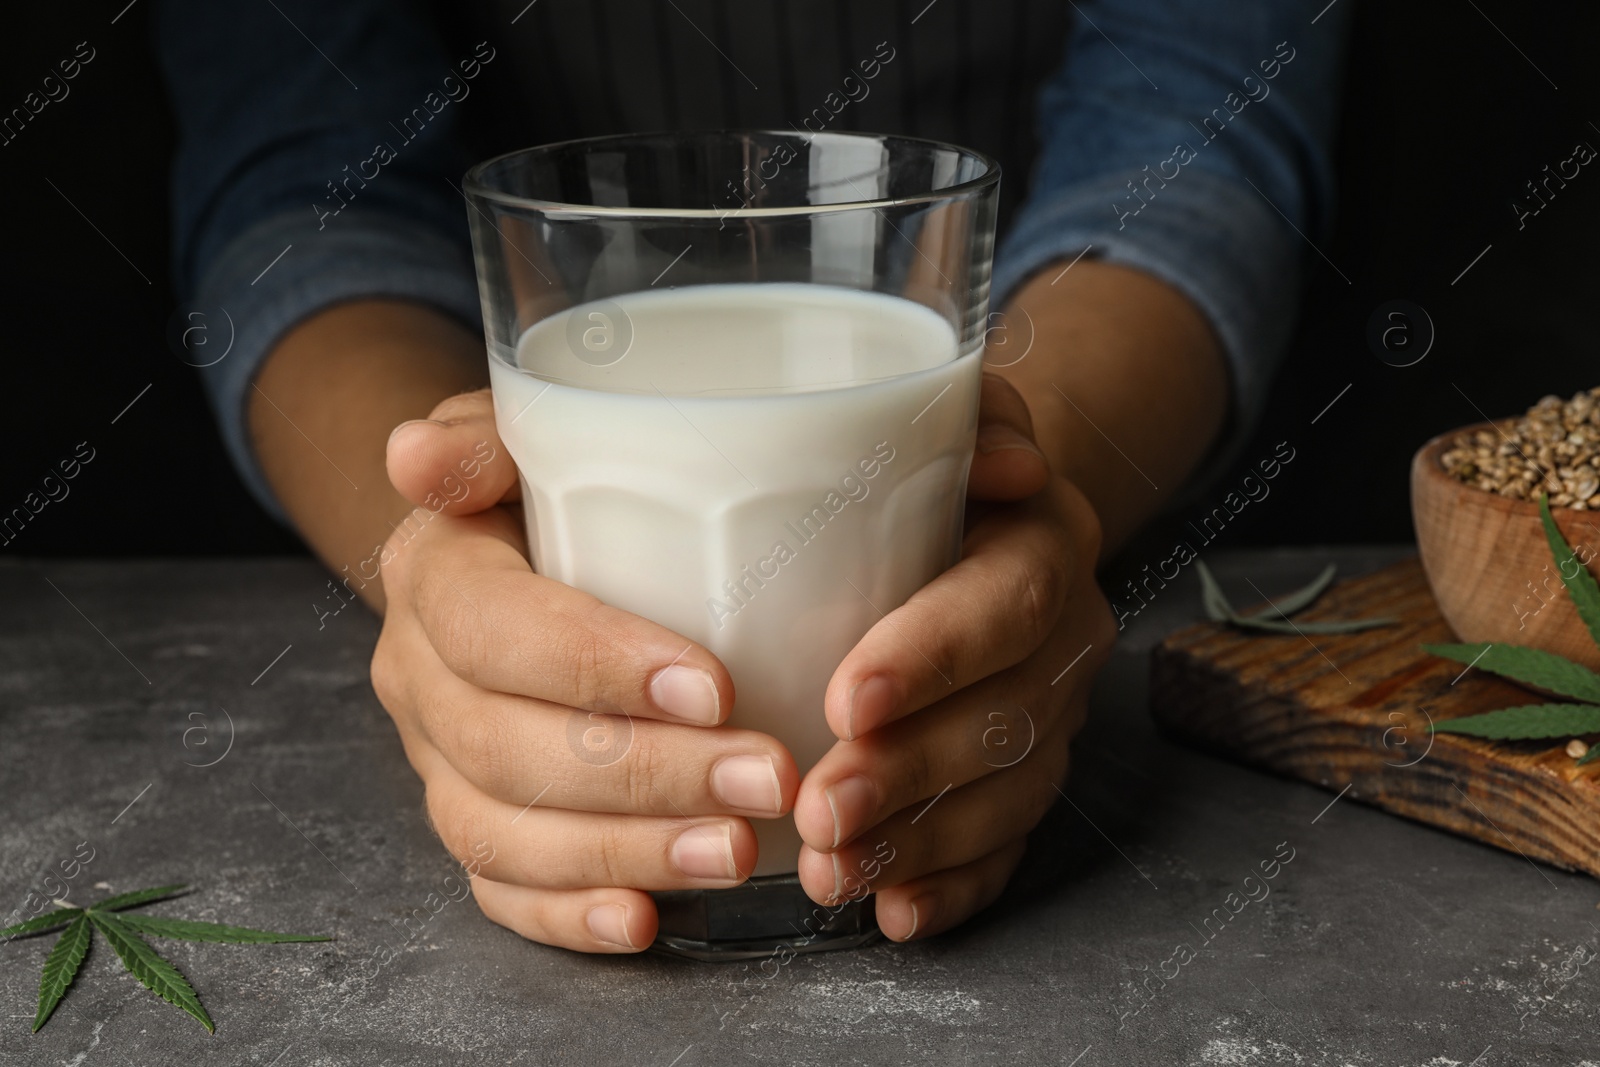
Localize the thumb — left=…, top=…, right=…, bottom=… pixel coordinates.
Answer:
left=968, top=372, right=1050, bottom=501
left=386, top=388, right=518, bottom=514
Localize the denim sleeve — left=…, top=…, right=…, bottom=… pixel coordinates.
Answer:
left=154, top=0, right=485, bottom=522
left=992, top=0, right=1351, bottom=490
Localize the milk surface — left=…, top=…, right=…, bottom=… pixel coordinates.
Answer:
left=488, top=283, right=981, bottom=875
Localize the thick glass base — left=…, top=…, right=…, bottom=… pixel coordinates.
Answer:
left=650, top=874, right=881, bottom=961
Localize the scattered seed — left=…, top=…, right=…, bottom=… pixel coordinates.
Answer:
left=1568, top=738, right=1590, bottom=759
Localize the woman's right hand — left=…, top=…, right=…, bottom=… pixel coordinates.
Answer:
left=371, top=389, right=800, bottom=952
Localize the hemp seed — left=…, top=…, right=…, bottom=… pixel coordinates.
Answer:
left=1567, top=738, right=1589, bottom=759
left=1441, top=386, right=1600, bottom=508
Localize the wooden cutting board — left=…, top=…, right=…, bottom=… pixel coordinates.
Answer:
left=1149, top=557, right=1600, bottom=878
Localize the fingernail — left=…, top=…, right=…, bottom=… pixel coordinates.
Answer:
left=649, top=665, right=721, bottom=725
left=846, top=674, right=899, bottom=739
left=585, top=904, right=634, bottom=948
left=902, top=892, right=939, bottom=941
left=976, top=423, right=1045, bottom=457
left=824, top=775, right=878, bottom=848
left=711, top=755, right=782, bottom=814
left=671, top=824, right=736, bottom=880
left=388, top=418, right=447, bottom=443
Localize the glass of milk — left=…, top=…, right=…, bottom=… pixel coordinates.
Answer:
left=464, top=131, right=999, bottom=960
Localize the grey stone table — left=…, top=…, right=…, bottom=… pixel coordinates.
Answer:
left=2, top=549, right=1596, bottom=1067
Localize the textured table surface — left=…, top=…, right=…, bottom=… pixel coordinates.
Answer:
left=1, top=549, right=1596, bottom=1067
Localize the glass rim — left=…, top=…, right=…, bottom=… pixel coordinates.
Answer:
left=462, top=128, right=1001, bottom=219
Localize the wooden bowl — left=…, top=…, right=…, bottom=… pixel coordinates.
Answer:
left=1412, top=422, right=1600, bottom=671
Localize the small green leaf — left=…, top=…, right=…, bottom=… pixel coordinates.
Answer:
left=1424, top=642, right=1600, bottom=702
left=32, top=916, right=90, bottom=1032
left=1291, top=617, right=1399, bottom=633
left=1539, top=494, right=1600, bottom=649
left=1197, top=560, right=1395, bottom=634
left=113, top=914, right=331, bottom=945
left=1244, top=563, right=1338, bottom=621
left=87, top=884, right=190, bottom=913
left=1428, top=703, right=1600, bottom=740
left=1578, top=745, right=1600, bottom=766
left=0, top=908, right=82, bottom=942
left=1194, top=559, right=1237, bottom=622
left=88, top=913, right=214, bottom=1034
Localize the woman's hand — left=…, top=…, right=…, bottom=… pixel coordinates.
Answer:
left=370, top=373, right=1117, bottom=953
left=371, top=389, right=803, bottom=953
left=792, top=373, right=1118, bottom=940
left=279, top=266, right=1214, bottom=952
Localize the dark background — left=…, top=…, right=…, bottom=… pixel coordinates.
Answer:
left=1, top=0, right=1596, bottom=562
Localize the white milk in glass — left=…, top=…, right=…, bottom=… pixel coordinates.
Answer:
left=488, top=283, right=981, bottom=876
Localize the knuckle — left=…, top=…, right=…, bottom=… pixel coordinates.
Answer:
left=421, top=781, right=506, bottom=881
left=871, top=731, right=932, bottom=801
left=1091, top=592, right=1120, bottom=653
left=376, top=550, right=405, bottom=604
left=1023, top=555, right=1067, bottom=644
left=997, top=544, right=1062, bottom=648
left=410, top=562, right=448, bottom=629
left=451, top=700, right=518, bottom=799
left=1064, top=483, right=1105, bottom=564
left=378, top=524, right=418, bottom=582
left=580, top=818, right=629, bottom=887
left=416, top=568, right=490, bottom=678
left=565, top=703, right=636, bottom=771
left=425, top=782, right=485, bottom=869
left=410, top=671, right=450, bottom=740
left=557, top=595, right=645, bottom=706
left=369, top=631, right=405, bottom=715
left=906, top=743, right=935, bottom=800
left=620, top=732, right=671, bottom=812
left=910, top=608, right=962, bottom=686
left=1080, top=517, right=1104, bottom=572
left=549, top=615, right=607, bottom=706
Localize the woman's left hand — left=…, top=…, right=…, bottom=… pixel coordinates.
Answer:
left=794, top=372, right=1117, bottom=940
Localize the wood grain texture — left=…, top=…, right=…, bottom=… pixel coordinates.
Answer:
left=1412, top=423, right=1600, bottom=671
left=1151, top=557, right=1600, bottom=878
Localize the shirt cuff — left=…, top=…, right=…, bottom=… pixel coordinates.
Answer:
left=192, top=210, right=483, bottom=524
left=991, top=167, right=1300, bottom=500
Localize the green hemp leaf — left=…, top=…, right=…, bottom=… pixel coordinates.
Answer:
left=1540, top=491, right=1600, bottom=647
left=0, top=884, right=330, bottom=1034
left=1421, top=643, right=1600, bottom=703
left=1429, top=495, right=1600, bottom=759
left=1418, top=703, right=1600, bottom=740
left=1194, top=559, right=1397, bottom=634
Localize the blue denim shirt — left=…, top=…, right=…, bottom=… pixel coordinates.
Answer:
left=155, top=0, right=1349, bottom=521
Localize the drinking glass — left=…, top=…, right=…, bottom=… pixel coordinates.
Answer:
left=465, top=130, right=999, bottom=960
